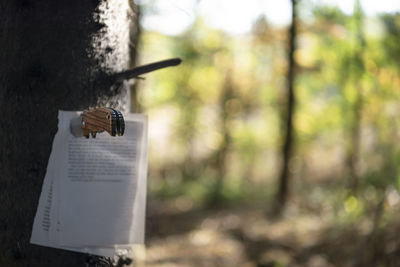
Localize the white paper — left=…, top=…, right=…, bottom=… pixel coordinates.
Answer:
left=30, top=110, right=148, bottom=258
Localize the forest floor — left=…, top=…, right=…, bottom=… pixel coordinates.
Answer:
left=141, top=197, right=400, bottom=267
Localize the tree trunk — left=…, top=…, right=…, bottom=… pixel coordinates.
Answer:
left=128, top=1, right=142, bottom=113
left=0, top=1, right=133, bottom=266
left=209, top=69, right=235, bottom=205
left=347, top=85, right=363, bottom=192
left=347, top=0, right=365, bottom=193
left=276, top=0, right=297, bottom=211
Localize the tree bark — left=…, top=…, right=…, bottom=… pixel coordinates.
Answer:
left=128, top=1, right=142, bottom=113
left=209, top=69, right=234, bottom=205
left=0, top=1, right=132, bottom=266
left=347, top=0, right=365, bottom=193
left=347, top=85, right=363, bottom=192
left=276, top=0, right=297, bottom=210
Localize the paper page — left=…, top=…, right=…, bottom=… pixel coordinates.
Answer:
left=30, top=110, right=147, bottom=257
left=30, top=113, right=65, bottom=246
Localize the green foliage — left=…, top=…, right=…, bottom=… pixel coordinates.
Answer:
left=381, top=13, right=400, bottom=68
left=139, top=4, right=400, bottom=212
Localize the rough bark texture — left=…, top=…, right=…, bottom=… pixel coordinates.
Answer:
left=276, top=0, right=297, bottom=210
left=0, top=0, right=131, bottom=266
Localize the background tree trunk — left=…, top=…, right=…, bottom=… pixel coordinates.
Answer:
left=0, top=0, right=133, bottom=266
left=346, top=0, right=365, bottom=193
left=208, top=69, right=235, bottom=206
left=128, top=1, right=142, bottom=113
left=276, top=0, right=297, bottom=211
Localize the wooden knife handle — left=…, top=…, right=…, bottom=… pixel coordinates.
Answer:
left=81, top=108, right=124, bottom=138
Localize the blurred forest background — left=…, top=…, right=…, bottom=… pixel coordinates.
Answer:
left=131, top=0, right=400, bottom=266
